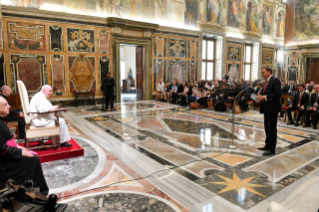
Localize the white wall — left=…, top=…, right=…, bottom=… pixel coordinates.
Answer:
left=120, top=46, right=136, bottom=88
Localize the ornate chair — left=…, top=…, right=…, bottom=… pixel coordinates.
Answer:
left=279, top=95, right=292, bottom=122
left=17, top=81, right=66, bottom=150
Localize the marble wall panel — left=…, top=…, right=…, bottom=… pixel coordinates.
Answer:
left=154, top=59, right=166, bottom=90
left=99, top=56, right=110, bottom=87
left=99, top=30, right=110, bottom=54
left=169, top=39, right=186, bottom=58
left=0, top=54, right=4, bottom=88
left=51, top=55, right=65, bottom=96
left=67, top=28, right=95, bottom=53
left=0, top=21, right=3, bottom=49
left=49, top=26, right=63, bottom=52
left=69, top=56, right=96, bottom=93
left=8, top=22, right=45, bottom=51
left=288, top=52, right=299, bottom=66
left=288, top=66, right=298, bottom=82
left=154, top=37, right=166, bottom=57
left=188, top=60, right=197, bottom=81
left=261, top=49, right=274, bottom=66
left=168, top=60, right=186, bottom=82
left=188, top=40, right=198, bottom=59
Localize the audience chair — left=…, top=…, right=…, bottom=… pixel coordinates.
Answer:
left=17, top=80, right=66, bottom=150
left=279, top=95, right=292, bottom=122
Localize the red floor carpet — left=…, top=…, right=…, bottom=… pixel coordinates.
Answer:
left=18, top=138, right=84, bottom=163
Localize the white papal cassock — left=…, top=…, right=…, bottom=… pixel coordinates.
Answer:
left=29, top=92, right=71, bottom=143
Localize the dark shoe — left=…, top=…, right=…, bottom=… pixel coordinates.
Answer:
left=303, top=124, right=310, bottom=128
left=258, top=146, right=268, bottom=151
left=263, top=150, right=275, bottom=156
left=61, top=142, right=72, bottom=147
left=313, top=126, right=317, bottom=129
left=286, top=122, right=294, bottom=125
left=295, top=122, right=299, bottom=127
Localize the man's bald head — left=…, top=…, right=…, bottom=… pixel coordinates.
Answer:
left=0, top=96, right=10, bottom=116
left=1, top=86, right=11, bottom=96
left=41, top=85, right=53, bottom=98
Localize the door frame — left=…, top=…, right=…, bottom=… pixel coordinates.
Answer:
left=300, top=53, right=319, bottom=84
left=113, top=36, right=152, bottom=103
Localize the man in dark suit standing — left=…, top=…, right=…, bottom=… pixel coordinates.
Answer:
left=0, top=86, right=26, bottom=140
left=304, top=84, right=319, bottom=129
left=101, top=72, right=115, bottom=111
left=286, top=84, right=309, bottom=126
left=256, top=68, right=281, bottom=156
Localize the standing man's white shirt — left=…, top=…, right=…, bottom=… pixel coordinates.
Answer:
left=30, top=92, right=71, bottom=144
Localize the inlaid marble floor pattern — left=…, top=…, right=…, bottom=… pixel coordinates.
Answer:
left=47, top=101, right=319, bottom=212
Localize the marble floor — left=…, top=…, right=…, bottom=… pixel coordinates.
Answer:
left=40, top=101, right=319, bottom=211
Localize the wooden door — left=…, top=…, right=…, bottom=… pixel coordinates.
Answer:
left=306, top=58, right=319, bottom=84
left=136, top=46, right=143, bottom=100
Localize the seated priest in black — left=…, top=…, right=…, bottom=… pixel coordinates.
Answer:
left=208, top=83, right=219, bottom=110
left=1, top=86, right=26, bottom=140
left=286, top=84, right=309, bottom=126
left=224, top=83, right=240, bottom=110
left=0, top=96, right=49, bottom=195
left=214, top=84, right=229, bottom=112
left=304, top=84, right=319, bottom=129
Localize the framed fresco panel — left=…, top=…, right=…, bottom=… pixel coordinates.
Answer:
left=227, top=63, right=241, bottom=80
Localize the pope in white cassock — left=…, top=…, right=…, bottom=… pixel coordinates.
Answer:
left=29, top=85, right=72, bottom=147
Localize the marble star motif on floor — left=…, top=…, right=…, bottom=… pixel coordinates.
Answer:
left=210, top=172, right=269, bottom=197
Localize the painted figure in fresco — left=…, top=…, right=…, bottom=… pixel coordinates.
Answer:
left=228, top=47, right=239, bottom=61
left=277, top=12, right=285, bottom=38
left=12, top=0, right=43, bottom=8
left=228, top=0, right=241, bottom=28
left=262, top=6, right=272, bottom=34
left=246, top=2, right=258, bottom=35
left=206, top=0, right=220, bottom=23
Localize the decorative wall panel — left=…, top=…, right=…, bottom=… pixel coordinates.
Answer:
left=168, top=60, right=186, bottom=83
left=0, top=54, right=4, bottom=88
left=188, top=40, right=198, bottom=59
left=69, top=56, right=96, bottom=93
left=154, top=37, right=166, bottom=57
left=184, top=0, right=199, bottom=27
left=188, top=60, right=197, bottom=81
left=169, top=39, right=186, bottom=58
left=8, top=22, right=45, bottom=51
left=261, top=49, right=274, bottom=68
left=99, top=31, right=110, bottom=54
left=67, top=28, right=95, bottom=52
left=226, top=43, right=243, bottom=80
left=51, top=55, right=65, bottom=96
left=288, top=66, right=298, bottom=81
left=99, top=57, right=110, bottom=86
left=288, top=52, right=299, bottom=66
left=154, top=59, right=166, bottom=90
left=49, top=26, right=63, bottom=52
left=0, top=21, right=3, bottom=49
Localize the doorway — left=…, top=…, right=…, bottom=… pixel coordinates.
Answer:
left=119, top=45, right=144, bottom=102
left=306, top=58, right=319, bottom=83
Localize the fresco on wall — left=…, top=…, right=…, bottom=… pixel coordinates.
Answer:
left=8, top=22, right=45, bottom=51
left=262, top=49, right=273, bottom=65
left=10, top=0, right=44, bottom=8
left=227, top=63, right=240, bottom=80
left=0, top=54, right=5, bottom=88
left=169, top=39, right=186, bottom=58
left=277, top=11, right=285, bottom=38
left=205, top=0, right=220, bottom=24
left=246, top=2, right=258, bottom=35
left=227, top=46, right=241, bottom=62
left=99, top=31, right=110, bottom=54
left=184, top=0, right=198, bottom=26
left=189, top=40, right=198, bottom=59
left=69, top=56, right=96, bottom=93
left=189, top=60, right=197, bottom=81
left=67, top=28, right=95, bottom=52
left=49, top=26, right=63, bottom=52
left=99, top=56, right=110, bottom=87
left=293, top=0, right=319, bottom=40
left=262, top=5, right=272, bottom=35
left=227, top=0, right=241, bottom=28
left=95, top=0, right=124, bottom=17
left=154, top=37, right=166, bottom=57
left=168, top=60, right=186, bottom=82
left=288, top=66, right=298, bottom=81
left=154, top=59, right=166, bottom=90
left=51, top=55, right=65, bottom=96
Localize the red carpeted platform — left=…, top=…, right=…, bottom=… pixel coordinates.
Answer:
left=18, top=138, right=84, bottom=163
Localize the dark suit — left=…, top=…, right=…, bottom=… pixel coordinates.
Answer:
left=286, top=91, right=309, bottom=123
left=214, top=88, right=229, bottom=111
left=101, top=77, right=115, bottom=110
left=259, top=76, right=281, bottom=153
left=305, top=92, right=319, bottom=126
left=281, top=85, right=289, bottom=95
left=0, top=94, right=25, bottom=139
left=287, top=84, right=296, bottom=96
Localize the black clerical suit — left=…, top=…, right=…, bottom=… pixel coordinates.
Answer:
left=305, top=92, right=319, bottom=126
left=259, top=76, right=281, bottom=153
left=286, top=91, right=309, bottom=123
left=214, top=88, right=229, bottom=111
left=1, top=94, right=25, bottom=139
left=0, top=117, right=48, bottom=195
left=101, top=77, right=115, bottom=110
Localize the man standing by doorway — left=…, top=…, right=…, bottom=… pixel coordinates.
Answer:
left=256, top=68, right=281, bottom=156
left=101, top=72, right=116, bottom=112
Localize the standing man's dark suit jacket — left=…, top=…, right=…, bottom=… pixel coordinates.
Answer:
left=259, top=77, right=282, bottom=114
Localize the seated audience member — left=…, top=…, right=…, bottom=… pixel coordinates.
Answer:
left=240, top=84, right=254, bottom=112
left=305, top=84, right=319, bottom=129
left=181, top=81, right=191, bottom=106
left=169, top=80, right=178, bottom=103
left=288, top=81, right=296, bottom=96
left=214, top=83, right=229, bottom=112
left=310, top=81, right=315, bottom=86
left=224, top=83, right=240, bottom=110
left=162, top=81, right=171, bottom=102
left=1, top=86, right=26, bottom=140
left=0, top=96, right=49, bottom=195
left=281, top=81, right=289, bottom=95
left=30, top=85, right=72, bottom=147
left=188, top=85, right=197, bottom=104
left=208, top=83, right=220, bottom=110
left=156, top=79, right=165, bottom=101
left=196, top=85, right=208, bottom=108
left=306, top=84, right=314, bottom=96
left=286, top=84, right=309, bottom=126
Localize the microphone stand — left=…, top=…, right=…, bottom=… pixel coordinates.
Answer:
left=229, top=81, right=258, bottom=149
